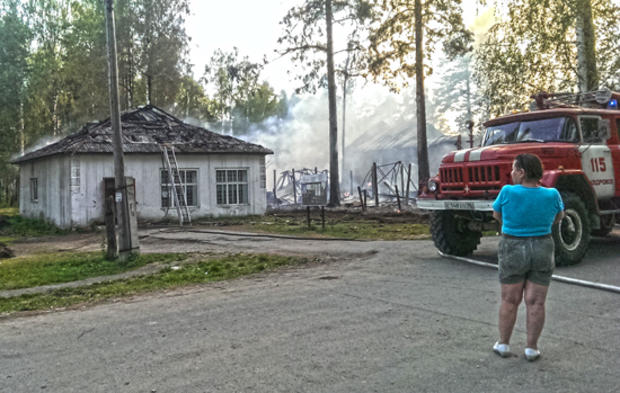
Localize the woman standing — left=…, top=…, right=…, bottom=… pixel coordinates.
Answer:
left=491, top=154, right=565, bottom=361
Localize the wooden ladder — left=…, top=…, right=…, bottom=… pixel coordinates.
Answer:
left=160, top=144, right=191, bottom=225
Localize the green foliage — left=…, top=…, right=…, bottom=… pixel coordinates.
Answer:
left=0, top=215, right=66, bottom=238
left=367, top=0, right=472, bottom=90
left=474, top=0, right=619, bottom=117
left=0, top=253, right=306, bottom=313
left=202, top=48, right=288, bottom=135
left=278, top=0, right=371, bottom=94
left=0, top=251, right=186, bottom=290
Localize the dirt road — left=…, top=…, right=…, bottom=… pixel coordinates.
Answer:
left=1, top=228, right=619, bottom=392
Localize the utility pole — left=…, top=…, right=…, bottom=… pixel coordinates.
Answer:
left=104, top=0, right=136, bottom=260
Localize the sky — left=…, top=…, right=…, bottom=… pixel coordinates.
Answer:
left=185, top=1, right=491, bottom=95
left=185, top=0, right=302, bottom=94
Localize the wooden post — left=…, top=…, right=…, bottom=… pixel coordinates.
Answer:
left=405, top=163, right=412, bottom=204
left=357, top=186, right=365, bottom=212
left=105, top=195, right=117, bottom=260
left=363, top=189, right=367, bottom=208
left=273, top=169, right=277, bottom=202
left=372, top=162, right=379, bottom=207
left=321, top=206, right=325, bottom=230
left=307, top=206, right=311, bottom=228
left=400, top=165, right=404, bottom=200
left=292, top=168, right=297, bottom=205
left=395, top=185, right=401, bottom=211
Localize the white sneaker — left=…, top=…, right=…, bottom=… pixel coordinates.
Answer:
left=493, top=341, right=511, bottom=357
left=524, top=347, right=541, bottom=361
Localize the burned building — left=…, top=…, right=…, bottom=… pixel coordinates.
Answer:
left=11, top=105, right=272, bottom=228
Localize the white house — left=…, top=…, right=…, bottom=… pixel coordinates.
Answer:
left=11, top=105, right=273, bottom=228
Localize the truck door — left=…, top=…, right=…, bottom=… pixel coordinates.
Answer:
left=579, top=116, right=615, bottom=199
left=612, top=119, right=620, bottom=196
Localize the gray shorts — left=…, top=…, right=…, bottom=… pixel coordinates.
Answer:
left=498, top=234, right=555, bottom=286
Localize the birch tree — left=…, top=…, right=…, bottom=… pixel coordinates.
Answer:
left=474, top=0, right=619, bottom=116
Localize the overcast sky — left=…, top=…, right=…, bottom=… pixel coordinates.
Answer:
left=185, top=0, right=491, bottom=95
left=185, top=0, right=301, bottom=93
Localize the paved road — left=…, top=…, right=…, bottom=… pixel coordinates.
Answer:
left=1, top=229, right=619, bottom=393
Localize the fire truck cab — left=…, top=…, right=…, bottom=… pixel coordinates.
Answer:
left=417, top=90, right=620, bottom=265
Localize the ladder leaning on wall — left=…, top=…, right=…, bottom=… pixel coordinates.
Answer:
left=160, top=144, right=191, bottom=225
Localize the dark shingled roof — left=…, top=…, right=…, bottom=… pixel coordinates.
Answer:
left=12, top=105, right=272, bottom=164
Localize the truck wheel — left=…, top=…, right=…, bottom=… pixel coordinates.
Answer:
left=591, top=213, right=615, bottom=237
left=553, top=192, right=590, bottom=266
left=430, top=210, right=481, bottom=256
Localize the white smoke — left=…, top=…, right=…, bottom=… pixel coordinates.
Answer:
left=12, top=135, right=64, bottom=161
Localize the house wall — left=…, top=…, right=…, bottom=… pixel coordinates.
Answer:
left=18, top=155, right=71, bottom=228
left=45, top=153, right=267, bottom=227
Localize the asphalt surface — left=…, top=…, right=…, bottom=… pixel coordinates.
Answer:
left=1, top=227, right=619, bottom=393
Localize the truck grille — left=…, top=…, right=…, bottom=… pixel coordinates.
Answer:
left=440, top=165, right=503, bottom=196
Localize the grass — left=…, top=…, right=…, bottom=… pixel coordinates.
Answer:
left=0, top=208, right=66, bottom=244
left=197, top=213, right=431, bottom=240
left=0, top=253, right=307, bottom=314
left=0, top=207, right=18, bottom=216
left=0, top=252, right=187, bottom=290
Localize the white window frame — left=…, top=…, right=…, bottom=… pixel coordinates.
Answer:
left=260, top=159, right=266, bottom=189
left=160, top=168, right=198, bottom=208
left=216, top=168, right=249, bottom=205
left=70, top=158, right=80, bottom=193
left=30, top=178, right=38, bottom=202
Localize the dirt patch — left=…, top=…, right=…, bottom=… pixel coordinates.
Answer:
left=9, top=232, right=103, bottom=257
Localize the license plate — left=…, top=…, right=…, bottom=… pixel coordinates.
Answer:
left=445, top=201, right=475, bottom=210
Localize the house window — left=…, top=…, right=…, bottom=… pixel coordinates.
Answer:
left=30, top=178, right=38, bottom=202
left=216, top=169, right=248, bottom=205
left=161, top=169, right=198, bottom=207
left=260, top=160, right=266, bottom=189
left=71, top=159, right=80, bottom=193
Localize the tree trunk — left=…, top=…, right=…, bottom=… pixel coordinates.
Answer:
left=415, top=0, right=429, bottom=190
left=19, top=99, right=25, bottom=154
left=575, top=0, right=598, bottom=92
left=146, top=73, right=152, bottom=105
left=325, top=0, right=340, bottom=206
left=341, top=72, right=348, bottom=191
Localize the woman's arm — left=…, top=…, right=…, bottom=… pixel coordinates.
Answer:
left=493, top=211, right=502, bottom=234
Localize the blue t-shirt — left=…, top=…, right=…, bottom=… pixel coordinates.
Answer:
left=492, top=185, right=564, bottom=237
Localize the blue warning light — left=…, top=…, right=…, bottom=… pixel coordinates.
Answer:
left=607, top=99, right=618, bottom=109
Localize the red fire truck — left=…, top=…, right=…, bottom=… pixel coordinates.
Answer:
left=417, top=90, right=620, bottom=265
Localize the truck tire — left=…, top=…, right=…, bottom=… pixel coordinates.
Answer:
left=430, top=210, right=481, bottom=256
left=553, top=192, right=590, bottom=266
left=591, top=213, right=615, bottom=237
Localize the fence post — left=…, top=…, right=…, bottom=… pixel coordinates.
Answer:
left=292, top=168, right=297, bottom=205
left=357, top=186, right=366, bottom=212
left=372, top=162, right=379, bottom=207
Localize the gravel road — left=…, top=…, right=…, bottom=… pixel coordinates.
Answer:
left=1, top=228, right=619, bottom=392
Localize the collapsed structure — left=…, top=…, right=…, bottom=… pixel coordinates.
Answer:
left=11, top=105, right=272, bottom=228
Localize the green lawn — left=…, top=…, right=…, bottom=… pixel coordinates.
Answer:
left=0, top=253, right=307, bottom=314
left=198, top=213, right=431, bottom=240
left=0, top=252, right=187, bottom=290
left=0, top=208, right=66, bottom=244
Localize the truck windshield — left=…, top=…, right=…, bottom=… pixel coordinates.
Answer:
left=482, top=117, right=577, bottom=146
